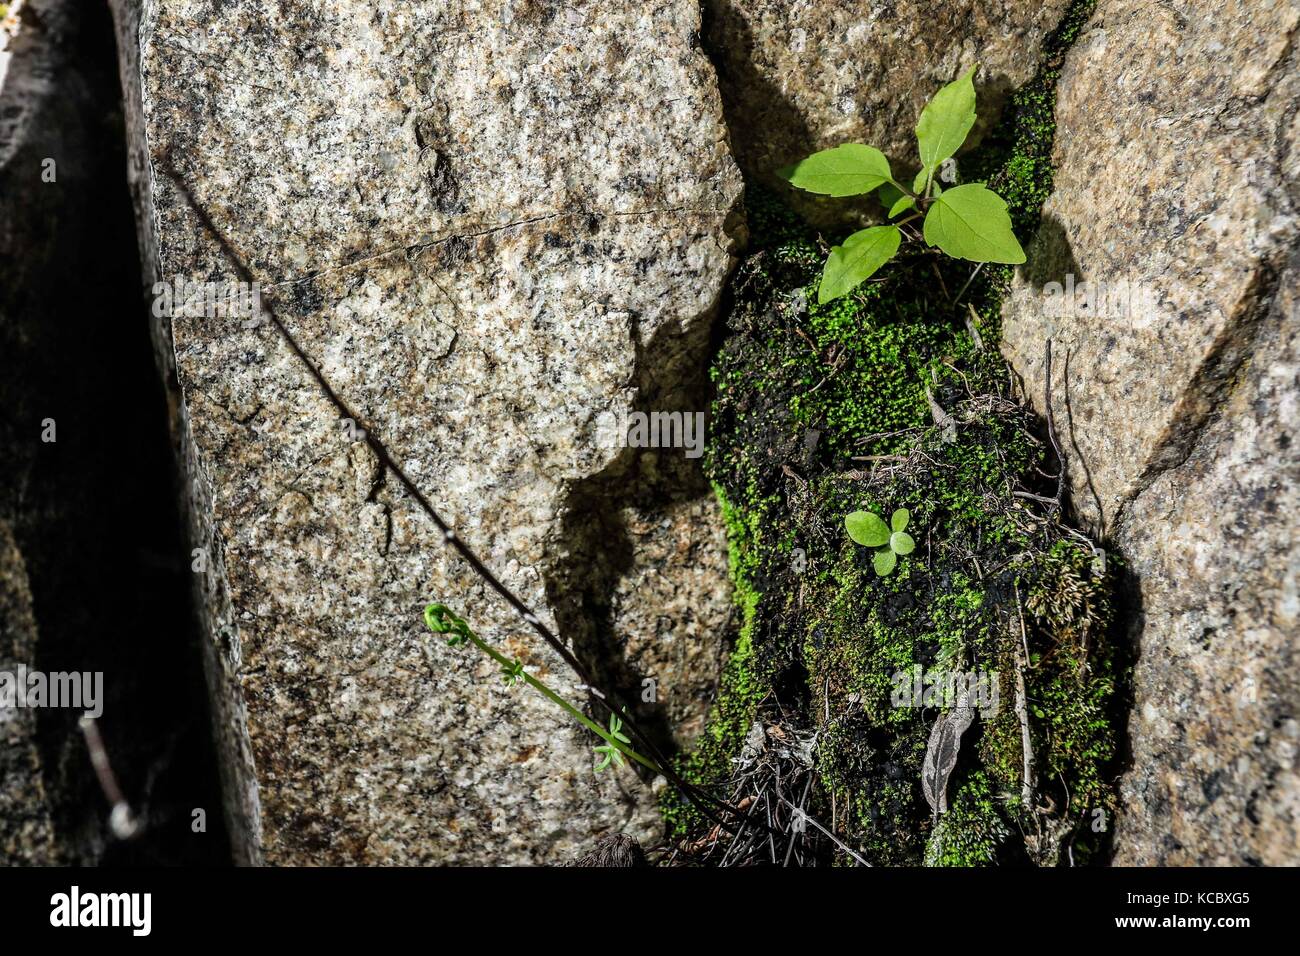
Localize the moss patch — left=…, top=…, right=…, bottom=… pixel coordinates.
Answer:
left=667, top=0, right=1119, bottom=865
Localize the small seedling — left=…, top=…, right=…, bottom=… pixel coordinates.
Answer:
left=846, top=508, right=916, bottom=576
left=424, top=603, right=661, bottom=775
left=779, top=66, right=1026, bottom=303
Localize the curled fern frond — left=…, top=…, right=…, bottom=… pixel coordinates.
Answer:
left=424, top=603, right=472, bottom=647
left=424, top=602, right=661, bottom=777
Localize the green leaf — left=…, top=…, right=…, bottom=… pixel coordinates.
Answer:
left=874, top=549, right=898, bottom=576
left=890, top=531, right=916, bottom=556
left=780, top=144, right=893, bottom=197
left=846, top=510, right=891, bottom=548
left=501, top=659, right=525, bottom=685
left=594, top=715, right=627, bottom=771
left=608, top=715, right=630, bottom=744
left=818, top=225, right=901, bottom=304
left=891, top=508, right=910, bottom=533
left=913, top=168, right=928, bottom=193
left=916, top=66, right=977, bottom=181
left=922, top=184, right=1026, bottom=263
left=888, top=195, right=916, bottom=218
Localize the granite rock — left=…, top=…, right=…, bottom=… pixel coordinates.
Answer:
left=1115, top=251, right=1300, bottom=865
left=0, top=521, right=59, bottom=865
left=111, top=0, right=742, bottom=864
left=1000, top=0, right=1300, bottom=863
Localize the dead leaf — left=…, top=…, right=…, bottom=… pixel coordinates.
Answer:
left=922, top=698, right=975, bottom=816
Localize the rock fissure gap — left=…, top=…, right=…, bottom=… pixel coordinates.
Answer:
left=1, top=0, right=228, bottom=865
left=671, top=0, right=1129, bottom=865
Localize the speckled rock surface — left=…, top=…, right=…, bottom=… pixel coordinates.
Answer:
left=546, top=450, right=733, bottom=756
left=112, top=0, right=741, bottom=863
left=1115, top=252, right=1300, bottom=865
left=703, top=0, right=1072, bottom=224
left=1001, top=0, right=1300, bottom=863
left=601, top=493, right=732, bottom=746
left=0, top=521, right=58, bottom=865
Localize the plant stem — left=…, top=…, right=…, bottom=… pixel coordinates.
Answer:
left=459, top=629, right=662, bottom=774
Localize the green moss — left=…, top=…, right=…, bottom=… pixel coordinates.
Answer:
left=669, top=0, right=1119, bottom=866
left=661, top=484, right=769, bottom=837
left=927, top=772, right=1012, bottom=866
left=794, top=386, right=1116, bottom=865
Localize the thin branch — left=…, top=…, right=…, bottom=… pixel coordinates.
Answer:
left=953, top=263, right=985, bottom=306
left=931, top=261, right=952, bottom=302
left=1044, top=339, right=1066, bottom=507
left=1011, top=584, right=1037, bottom=811
left=774, top=793, right=872, bottom=867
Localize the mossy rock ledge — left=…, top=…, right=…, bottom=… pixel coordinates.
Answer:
left=665, top=214, right=1119, bottom=865
left=665, top=1, right=1123, bottom=865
